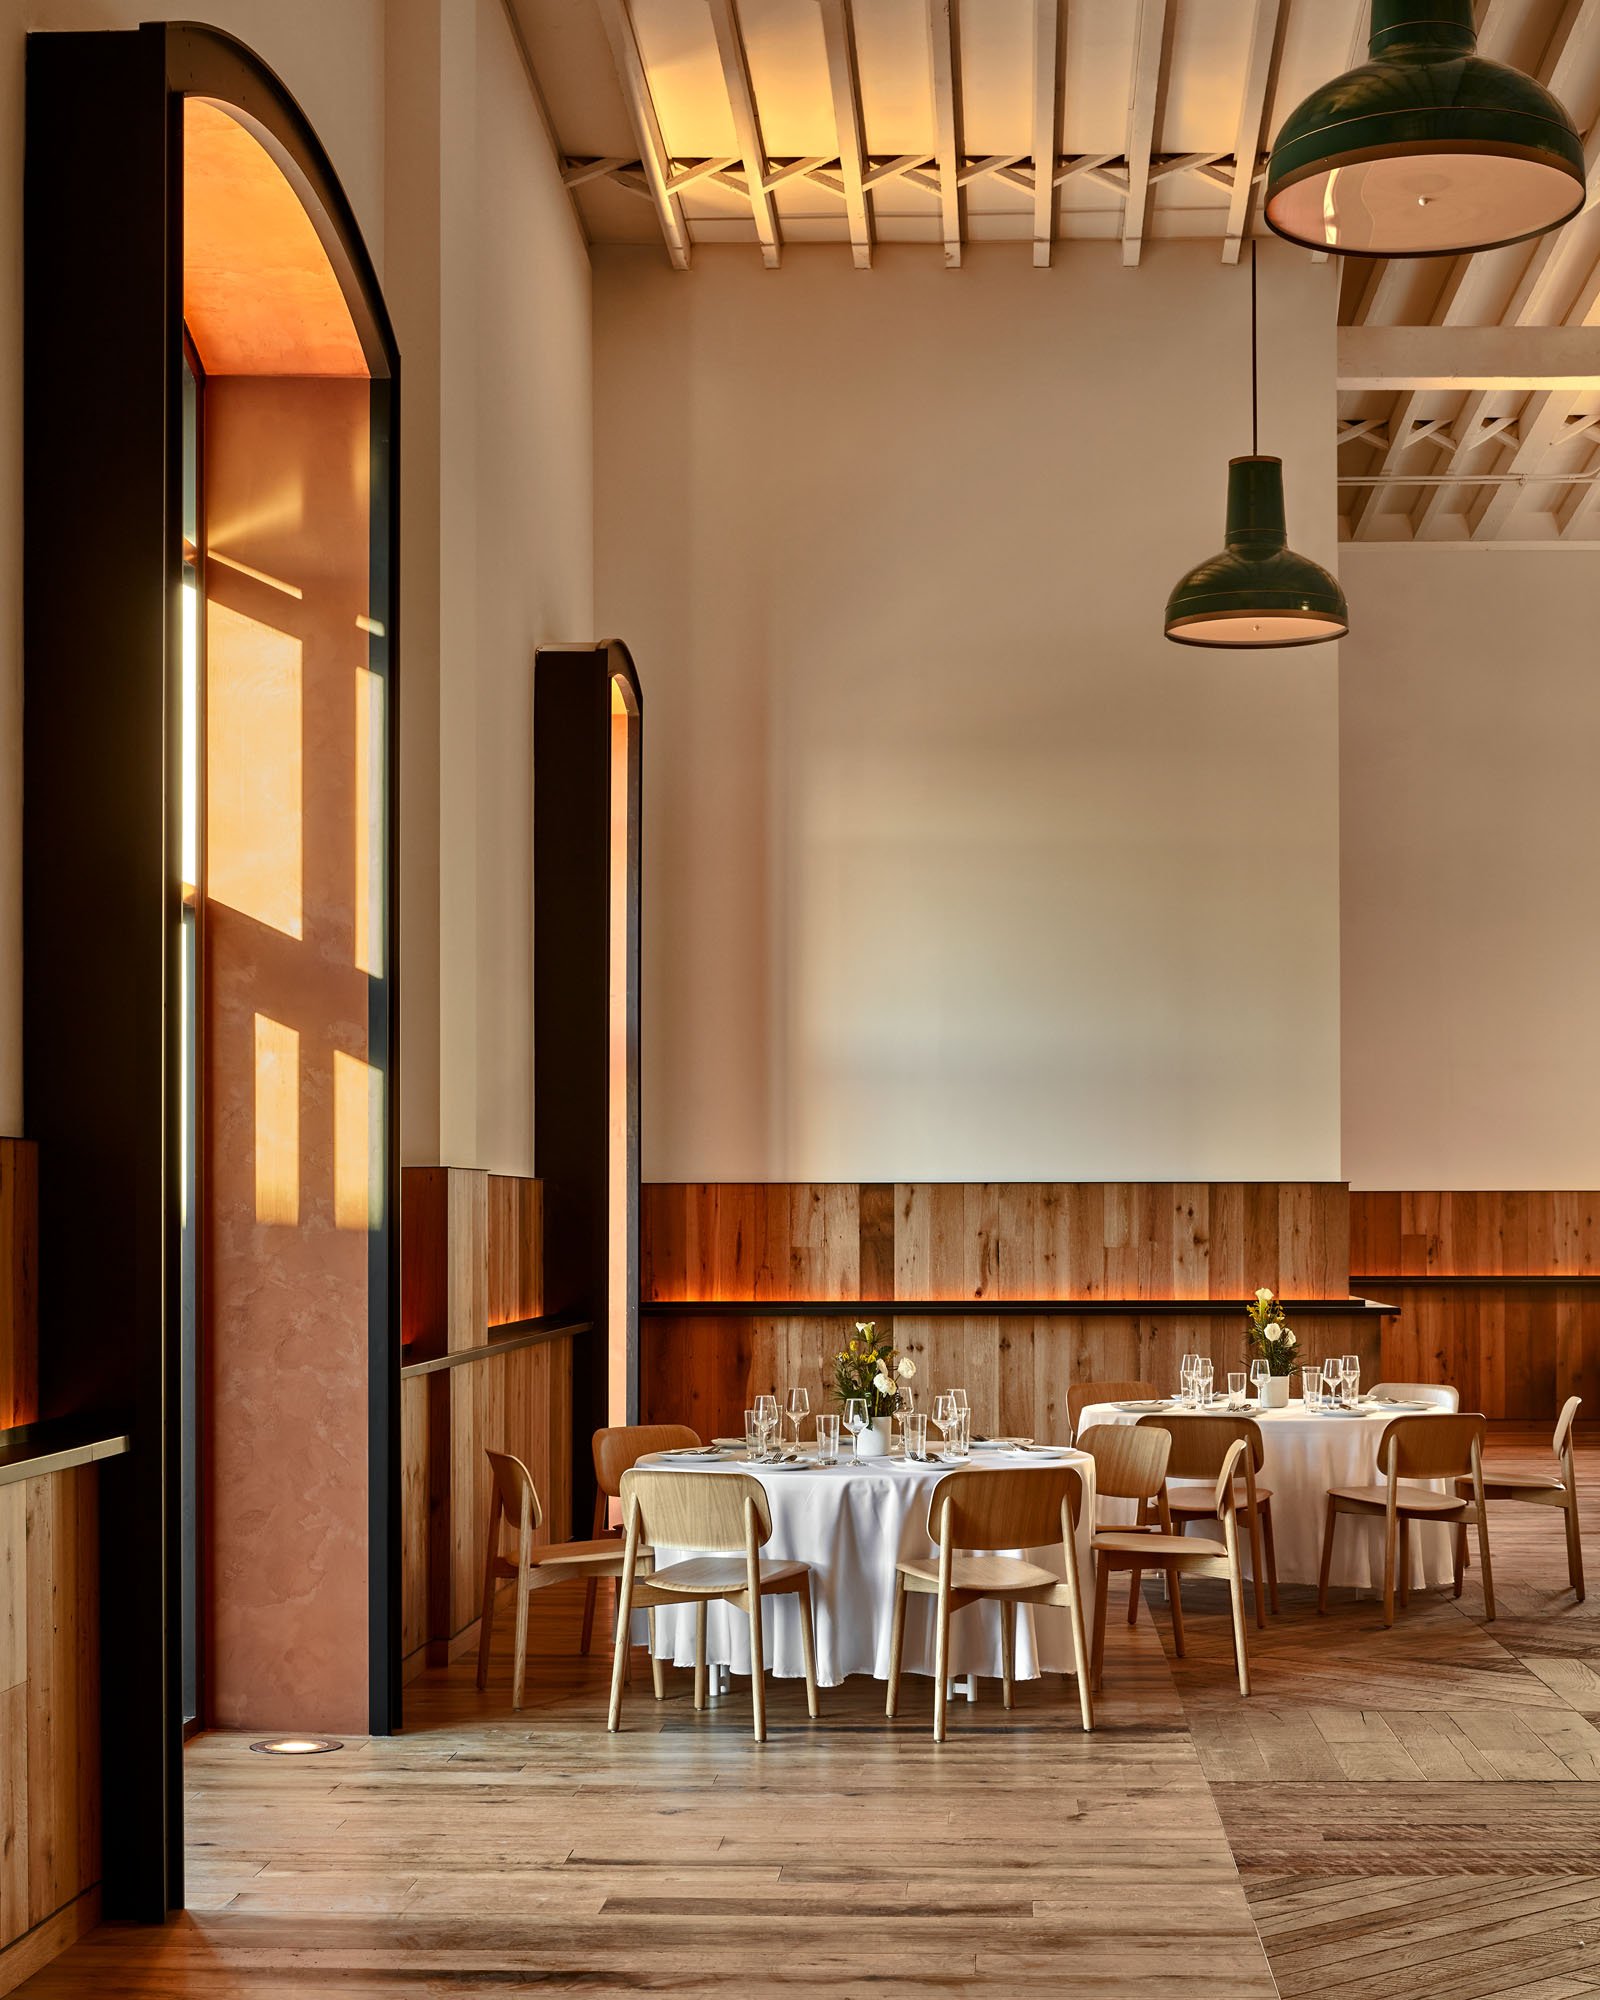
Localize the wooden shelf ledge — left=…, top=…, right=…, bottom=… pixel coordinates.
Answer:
left=639, top=1297, right=1396, bottom=1319
left=0, top=1416, right=131, bottom=1488
left=399, top=1316, right=591, bottom=1379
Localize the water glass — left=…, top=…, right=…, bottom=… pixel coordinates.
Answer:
left=1227, top=1370, right=1247, bottom=1409
left=1300, top=1366, right=1321, bottom=1411
left=901, top=1411, right=929, bottom=1460
left=744, top=1407, right=763, bottom=1456
left=948, top=1411, right=971, bottom=1461
left=815, top=1413, right=840, bottom=1464
left=951, top=1388, right=970, bottom=1423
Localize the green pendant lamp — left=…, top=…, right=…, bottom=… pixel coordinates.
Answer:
left=1164, top=247, right=1348, bottom=650
left=1265, top=0, right=1585, bottom=258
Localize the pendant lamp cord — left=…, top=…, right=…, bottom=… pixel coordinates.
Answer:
left=1250, top=238, right=1259, bottom=457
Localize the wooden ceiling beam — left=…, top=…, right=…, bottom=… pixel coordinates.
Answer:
left=708, top=0, right=780, bottom=268
left=1339, top=325, right=1600, bottom=391
left=596, top=0, right=690, bottom=269
left=927, top=0, right=964, bottom=268
left=1223, top=0, right=1281, bottom=265
left=820, top=0, right=873, bottom=269
left=1031, top=0, right=1062, bottom=267
left=1469, top=391, right=1576, bottom=539
left=1122, top=0, right=1168, bottom=268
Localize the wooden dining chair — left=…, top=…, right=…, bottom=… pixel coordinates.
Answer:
left=1455, top=1396, right=1583, bottom=1600
left=609, top=1468, right=819, bottom=1742
left=1318, top=1413, right=1493, bottom=1626
left=477, top=1449, right=663, bottom=1711
left=885, top=1464, right=1093, bottom=1742
left=583, top=1423, right=702, bottom=1654
left=1081, top=1425, right=1253, bottom=1697
left=1369, top=1381, right=1460, bottom=1411
left=1139, top=1413, right=1278, bottom=1627
left=1067, top=1379, right=1158, bottom=1442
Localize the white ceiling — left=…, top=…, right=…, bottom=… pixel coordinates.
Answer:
left=510, top=0, right=1600, bottom=545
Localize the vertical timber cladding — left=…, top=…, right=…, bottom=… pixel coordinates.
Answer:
left=534, top=645, right=643, bottom=1534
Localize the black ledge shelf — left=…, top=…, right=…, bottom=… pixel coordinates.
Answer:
left=0, top=1415, right=132, bottom=1489
left=640, top=1297, right=1396, bottom=1319
left=1354, top=1274, right=1600, bottom=1290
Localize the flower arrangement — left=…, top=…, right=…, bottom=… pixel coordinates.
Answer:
left=1246, top=1287, right=1298, bottom=1377
left=832, top=1321, right=915, bottom=1418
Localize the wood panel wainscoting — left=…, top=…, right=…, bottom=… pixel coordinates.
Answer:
left=641, top=1184, right=1388, bottom=1443
left=400, top=1170, right=578, bottom=1676
left=0, top=1142, right=37, bottom=1429
left=1353, top=1190, right=1600, bottom=1419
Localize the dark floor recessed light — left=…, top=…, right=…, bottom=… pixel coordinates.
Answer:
left=248, top=1736, right=345, bottom=1756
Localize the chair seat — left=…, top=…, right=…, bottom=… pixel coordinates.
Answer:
left=647, top=1554, right=808, bottom=1596
left=1456, top=1472, right=1566, bottom=1499
left=1093, top=1530, right=1227, bottom=1562
left=532, top=1536, right=636, bottom=1568
left=897, top=1553, right=1059, bottom=1595
left=1168, top=1479, right=1273, bottom=1510
left=1328, top=1483, right=1470, bottom=1515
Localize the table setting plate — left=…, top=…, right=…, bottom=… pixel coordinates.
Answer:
left=1112, top=1400, right=1170, bottom=1412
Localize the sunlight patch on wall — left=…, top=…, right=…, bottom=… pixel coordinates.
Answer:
left=209, top=601, right=304, bottom=938
left=254, top=1014, right=300, bottom=1225
left=354, top=666, right=384, bottom=977
left=333, top=1049, right=380, bottom=1231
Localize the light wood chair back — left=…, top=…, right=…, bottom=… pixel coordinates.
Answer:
left=1137, top=1413, right=1264, bottom=1481
left=619, top=1467, right=773, bottom=1552
left=1371, top=1382, right=1460, bottom=1411
left=1211, top=1438, right=1249, bottom=1519
left=925, top=1464, right=1084, bottom=1554
left=1080, top=1422, right=1170, bottom=1502
left=1554, top=1395, right=1582, bottom=1459
left=593, top=1424, right=701, bottom=1498
left=485, top=1449, right=544, bottom=1535
left=1380, top=1412, right=1486, bottom=1480
left=1068, top=1380, right=1157, bottom=1437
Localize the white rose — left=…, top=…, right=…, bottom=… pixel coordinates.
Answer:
left=1264, top=1322, right=1283, bottom=1342
left=898, top=1357, right=916, bottom=1378
left=1283, top=1329, right=1297, bottom=1349
left=1255, top=1287, right=1274, bottom=1304
left=873, top=1372, right=893, bottom=1395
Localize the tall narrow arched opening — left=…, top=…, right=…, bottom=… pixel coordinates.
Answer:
left=24, top=24, right=399, bottom=1919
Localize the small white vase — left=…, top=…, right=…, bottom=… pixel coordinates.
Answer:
left=855, top=1416, right=893, bottom=1458
left=1258, top=1375, right=1291, bottom=1410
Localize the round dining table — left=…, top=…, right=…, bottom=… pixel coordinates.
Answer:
left=1076, top=1398, right=1457, bottom=1591
left=633, top=1443, right=1096, bottom=1687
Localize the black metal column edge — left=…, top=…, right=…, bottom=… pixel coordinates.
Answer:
left=24, top=24, right=178, bottom=1924
left=533, top=648, right=611, bottom=1536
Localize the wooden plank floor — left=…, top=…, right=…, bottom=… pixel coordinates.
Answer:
left=16, top=1426, right=1600, bottom=1998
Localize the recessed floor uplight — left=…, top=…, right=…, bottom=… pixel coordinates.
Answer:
left=248, top=1736, right=345, bottom=1756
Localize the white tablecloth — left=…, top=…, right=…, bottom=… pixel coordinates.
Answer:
left=1076, top=1401, right=1455, bottom=1591
left=633, top=1448, right=1095, bottom=1686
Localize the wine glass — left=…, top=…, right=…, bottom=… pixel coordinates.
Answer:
left=932, top=1392, right=957, bottom=1447
left=1196, top=1358, right=1215, bottom=1407
left=1249, top=1359, right=1268, bottom=1403
left=1341, top=1354, right=1361, bottom=1404
left=843, top=1396, right=868, bottom=1457
left=893, top=1384, right=917, bottom=1452
left=785, top=1386, right=810, bottom=1454
left=755, top=1393, right=779, bottom=1460
left=1180, top=1353, right=1198, bottom=1405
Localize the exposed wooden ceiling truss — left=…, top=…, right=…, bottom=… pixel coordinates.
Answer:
left=517, top=0, right=1600, bottom=545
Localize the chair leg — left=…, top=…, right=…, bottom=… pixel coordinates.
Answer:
left=1166, top=1567, right=1186, bottom=1659
left=476, top=1540, right=499, bottom=1694
left=798, top=1577, right=820, bottom=1721
left=511, top=1577, right=532, bottom=1712
left=1475, top=1507, right=1496, bottom=1622
left=1383, top=1508, right=1399, bottom=1628
left=579, top=1577, right=599, bottom=1658
left=606, top=1566, right=637, bottom=1733
left=1090, top=1559, right=1111, bottom=1696
left=1397, top=1518, right=1412, bottom=1609
left=1317, top=1497, right=1338, bottom=1614
left=1246, top=1503, right=1267, bottom=1630
left=886, top=1576, right=908, bottom=1719
left=1065, top=1577, right=1094, bottom=1733
left=1566, top=1492, right=1586, bottom=1601
left=694, top=1600, right=708, bottom=1712
left=933, top=1583, right=951, bottom=1744
left=1453, top=1522, right=1467, bottom=1598
left=647, top=1608, right=664, bottom=1700
left=1000, top=1600, right=1015, bottom=1710
left=1261, top=1499, right=1280, bottom=1616
left=1226, top=1554, right=1251, bottom=1698
left=1126, top=1566, right=1142, bottom=1626
left=748, top=1590, right=767, bottom=1744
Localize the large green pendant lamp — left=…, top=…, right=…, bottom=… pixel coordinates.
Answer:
left=1265, top=0, right=1585, bottom=258
left=1164, top=249, right=1348, bottom=650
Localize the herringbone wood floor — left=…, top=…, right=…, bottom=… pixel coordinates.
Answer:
left=14, top=1426, right=1599, bottom=1998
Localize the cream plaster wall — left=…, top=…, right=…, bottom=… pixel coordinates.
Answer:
left=594, top=239, right=1345, bottom=1183
left=1340, top=547, right=1600, bottom=1190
